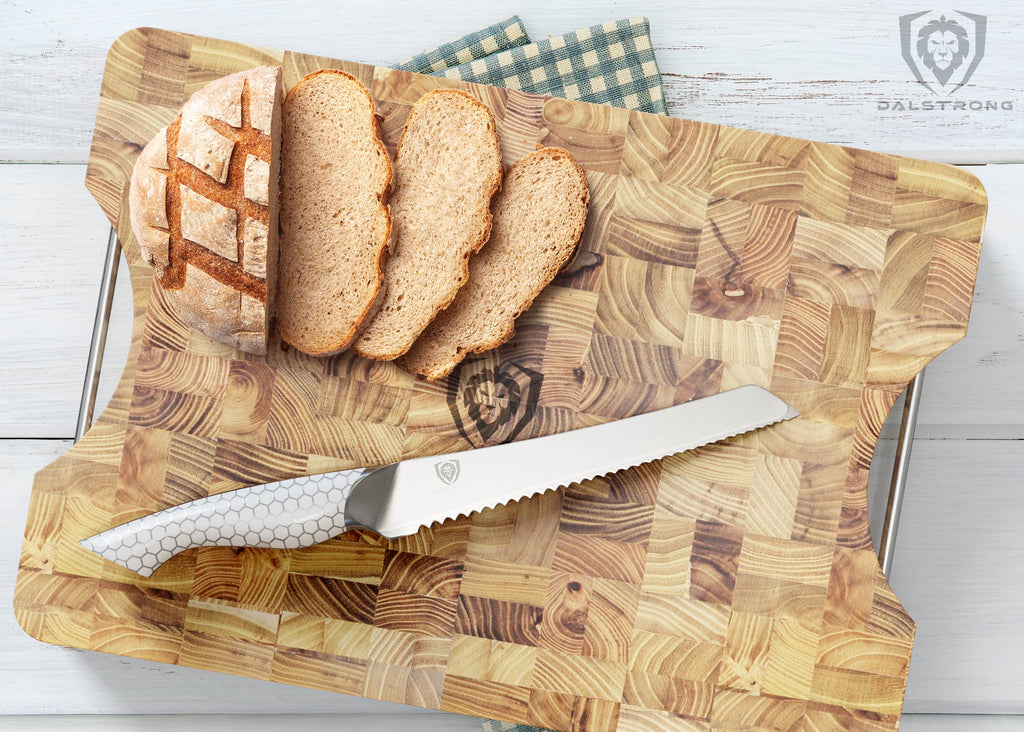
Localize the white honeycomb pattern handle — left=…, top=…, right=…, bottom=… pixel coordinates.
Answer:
left=79, top=469, right=368, bottom=577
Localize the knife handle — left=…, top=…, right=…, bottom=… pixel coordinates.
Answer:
left=79, top=469, right=368, bottom=577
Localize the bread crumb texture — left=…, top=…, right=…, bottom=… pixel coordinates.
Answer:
left=400, top=147, right=590, bottom=380
left=353, top=89, right=503, bottom=361
left=277, top=70, right=392, bottom=356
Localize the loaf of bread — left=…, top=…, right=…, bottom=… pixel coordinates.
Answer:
left=352, top=89, right=503, bottom=361
left=276, top=70, right=393, bottom=356
left=129, top=65, right=283, bottom=354
left=400, top=148, right=590, bottom=380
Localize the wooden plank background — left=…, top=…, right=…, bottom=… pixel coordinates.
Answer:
left=2, top=1, right=1022, bottom=729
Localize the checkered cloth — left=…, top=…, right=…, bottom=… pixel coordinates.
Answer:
left=482, top=722, right=552, bottom=732
left=395, top=16, right=531, bottom=76
left=394, top=17, right=670, bottom=731
left=395, top=16, right=667, bottom=115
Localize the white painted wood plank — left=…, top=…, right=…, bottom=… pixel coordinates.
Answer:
left=2, top=1, right=1023, bottom=163
left=867, top=439, right=1024, bottom=714
left=897, top=717, right=1024, bottom=732
left=0, top=164, right=120, bottom=438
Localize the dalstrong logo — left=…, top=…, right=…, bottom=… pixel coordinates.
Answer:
left=900, top=10, right=986, bottom=95
left=447, top=358, right=543, bottom=449
left=434, top=459, right=460, bottom=486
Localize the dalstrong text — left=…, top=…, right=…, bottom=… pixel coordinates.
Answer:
left=878, top=100, right=1013, bottom=111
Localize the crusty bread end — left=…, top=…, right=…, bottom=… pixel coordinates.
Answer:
left=128, top=65, right=283, bottom=355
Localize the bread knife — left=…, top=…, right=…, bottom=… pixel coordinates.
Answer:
left=80, top=385, right=797, bottom=576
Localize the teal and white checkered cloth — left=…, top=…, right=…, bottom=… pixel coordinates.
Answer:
left=482, top=722, right=554, bottom=732
left=396, top=16, right=530, bottom=75
left=395, top=15, right=668, bottom=115
left=392, top=16, right=670, bottom=731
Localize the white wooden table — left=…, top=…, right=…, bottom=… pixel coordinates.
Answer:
left=2, top=2, right=1023, bottom=729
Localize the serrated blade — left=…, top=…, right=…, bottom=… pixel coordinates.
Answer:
left=80, top=385, right=797, bottom=577
left=344, top=385, right=798, bottom=537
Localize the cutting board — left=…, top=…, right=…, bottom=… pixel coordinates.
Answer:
left=15, top=27, right=987, bottom=731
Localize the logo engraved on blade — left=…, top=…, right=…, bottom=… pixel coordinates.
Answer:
left=435, top=459, right=460, bottom=485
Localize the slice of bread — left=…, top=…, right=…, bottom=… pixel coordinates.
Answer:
left=277, top=69, right=392, bottom=356
left=399, top=147, right=590, bottom=381
left=352, top=89, right=503, bottom=361
left=129, top=65, right=283, bottom=355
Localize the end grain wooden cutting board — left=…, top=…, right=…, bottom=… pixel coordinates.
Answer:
left=15, top=28, right=987, bottom=731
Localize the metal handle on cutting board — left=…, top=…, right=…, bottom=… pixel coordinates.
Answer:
left=75, top=226, right=121, bottom=441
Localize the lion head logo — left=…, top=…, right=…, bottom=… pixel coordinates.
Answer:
left=900, top=10, right=986, bottom=96
left=446, top=353, right=543, bottom=449
left=916, top=15, right=969, bottom=86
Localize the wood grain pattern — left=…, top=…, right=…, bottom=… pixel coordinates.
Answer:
left=14, top=28, right=987, bottom=731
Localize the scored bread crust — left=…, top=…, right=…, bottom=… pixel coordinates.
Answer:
left=398, top=147, right=590, bottom=381
left=128, top=65, right=283, bottom=355
left=276, top=69, right=393, bottom=357
left=352, top=89, right=504, bottom=361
